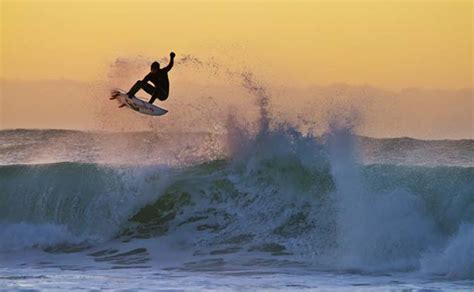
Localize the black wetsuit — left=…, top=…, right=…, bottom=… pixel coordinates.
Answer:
left=127, top=60, right=173, bottom=104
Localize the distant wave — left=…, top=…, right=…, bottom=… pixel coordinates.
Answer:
left=1, top=129, right=473, bottom=166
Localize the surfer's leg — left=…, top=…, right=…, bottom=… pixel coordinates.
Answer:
left=141, top=83, right=156, bottom=95
left=127, top=80, right=143, bottom=98
left=149, top=91, right=166, bottom=104
left=148, top=95, right=157, bottom=104
left=157, top=92, right=168, bottom=101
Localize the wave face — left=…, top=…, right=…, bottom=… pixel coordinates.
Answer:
left=1, top=128, right=473, bottom=279
left=0, top=162, right=172, bottom=249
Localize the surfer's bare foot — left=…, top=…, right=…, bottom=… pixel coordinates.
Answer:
left=118, top=104, right=126, bottom=108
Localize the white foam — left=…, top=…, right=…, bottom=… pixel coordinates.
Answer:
left=328, top=128, right=438, bottom=271
left=0, top=223, right=84, bottom=251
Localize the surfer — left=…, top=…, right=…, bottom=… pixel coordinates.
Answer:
left=127, top=52, right=176, bottom=104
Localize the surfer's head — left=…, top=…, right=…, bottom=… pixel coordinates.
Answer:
left=151, top=61, right=160, bottom=72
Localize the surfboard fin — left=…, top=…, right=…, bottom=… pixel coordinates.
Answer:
left=110, top=90, right=121, bottom=98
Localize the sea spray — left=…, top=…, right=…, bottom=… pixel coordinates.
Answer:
left=421, top=223, right=474, bottom=279
left=328, top=127, right=439, bottom=271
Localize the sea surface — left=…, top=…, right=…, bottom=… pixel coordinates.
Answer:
left=0, top=129, right=473, bottom=290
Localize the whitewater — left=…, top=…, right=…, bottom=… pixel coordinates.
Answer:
left=1, top=59, right=473, bottom=290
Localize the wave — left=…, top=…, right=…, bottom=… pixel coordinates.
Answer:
left=0, top=162, right=174, bottom=241
left=1, top=127, right=473, bottom=279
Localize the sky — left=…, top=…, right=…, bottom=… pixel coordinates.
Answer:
left=1, top=0, right=473, bottom=138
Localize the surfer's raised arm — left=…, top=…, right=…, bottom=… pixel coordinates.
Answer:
left=163, top=52, right=175, bottom=72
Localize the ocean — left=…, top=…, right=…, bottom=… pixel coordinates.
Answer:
left=0, top=127, right=473, bottom=291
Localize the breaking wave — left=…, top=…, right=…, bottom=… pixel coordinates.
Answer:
left=0, top=127, right=473, bottom=279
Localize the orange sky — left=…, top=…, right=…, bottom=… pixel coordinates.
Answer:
left=2, top=0, right=472, bottom=88
left=1, top=0, right=473, bottom=137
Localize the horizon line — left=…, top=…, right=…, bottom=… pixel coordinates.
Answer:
left=1, top=127, right=472, bottom=142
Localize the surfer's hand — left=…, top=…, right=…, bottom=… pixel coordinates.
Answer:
left=170, top=52, right=176, bottom=58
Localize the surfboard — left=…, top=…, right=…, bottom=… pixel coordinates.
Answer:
left=110, top=89, right=168, bottom=116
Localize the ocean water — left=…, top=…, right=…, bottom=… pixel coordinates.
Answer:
left=0, top=127, right=473, bottom=291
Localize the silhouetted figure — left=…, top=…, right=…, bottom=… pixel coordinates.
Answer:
left=127, top=52, right=175, bottom=104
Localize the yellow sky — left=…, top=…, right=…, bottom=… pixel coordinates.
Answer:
left=1, top=0, right=472, bottom=89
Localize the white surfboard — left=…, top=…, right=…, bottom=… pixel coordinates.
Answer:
left=110, top=89, right=168, bottom=116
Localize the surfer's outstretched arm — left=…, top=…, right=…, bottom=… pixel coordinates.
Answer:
left=163, top=52, right=175, bottom=72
